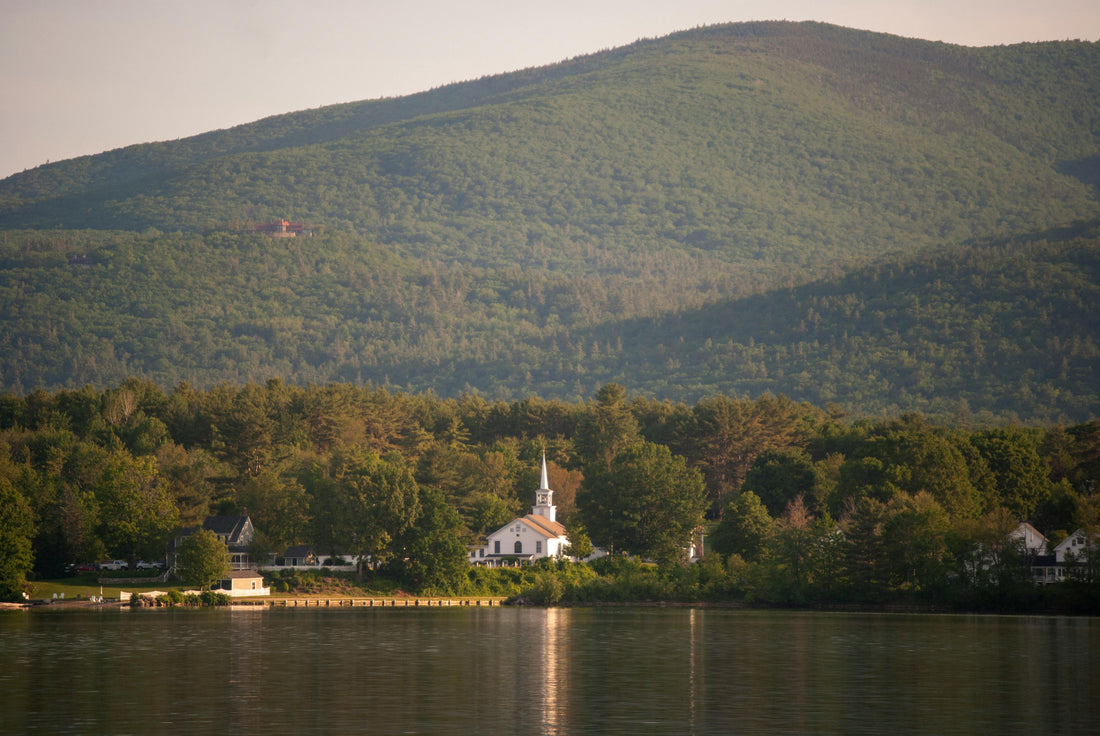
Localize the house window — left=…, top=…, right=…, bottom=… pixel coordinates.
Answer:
left=536, top=541, right=542, bottom=554
left=515, top=541, right=523, bottom=554
left=494, top=540, right=500, bottom=554
left=251, top=580, right=257, bottom=589
left=479, top=549, right=484, bottom=557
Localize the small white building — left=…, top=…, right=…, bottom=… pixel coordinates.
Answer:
left=470, top=456, right=570, bottom=566
left=214, top=570, right=270, bottom=597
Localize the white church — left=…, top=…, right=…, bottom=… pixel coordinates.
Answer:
left=469, top=455, right=570, bottom=566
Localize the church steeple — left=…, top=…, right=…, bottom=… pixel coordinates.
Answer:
left=533, top=453, right=556, bottom=522
left=540, top=453, right=550, bottom=491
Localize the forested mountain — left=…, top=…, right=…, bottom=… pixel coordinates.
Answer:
left=1, top=22, right=1098, bottom=421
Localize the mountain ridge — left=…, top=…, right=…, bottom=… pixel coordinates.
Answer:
left=4, top=22, right=1097, bottom=233
left=1, top=21, right=1098, bottom=421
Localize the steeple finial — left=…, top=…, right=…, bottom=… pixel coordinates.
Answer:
left=540, top=453, right=550, bottom=490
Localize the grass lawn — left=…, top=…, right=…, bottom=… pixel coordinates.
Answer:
left=28, top=574, right=184, bottom=601
left=28, top=572, right=510, bottom=604
left=28, top=580, right=505, bottom=604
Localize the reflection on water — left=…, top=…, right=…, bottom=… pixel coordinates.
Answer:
left=542, top=606, right=567, bottom=735
left=1, top=607, right=1096, bottom=735
left=689, top=608, right=698, bottom=734
left=227, top=608, right=263, bottom=727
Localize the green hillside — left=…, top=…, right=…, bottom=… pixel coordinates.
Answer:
left=1, top=22, right=1098, bottom=420
left=578, top=224, right=1100, bottom=422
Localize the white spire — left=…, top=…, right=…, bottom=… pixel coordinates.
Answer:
left=534, top=454, right=556, bottom=522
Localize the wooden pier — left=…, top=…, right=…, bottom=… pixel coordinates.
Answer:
left=231, top=597, right=507, bottom=608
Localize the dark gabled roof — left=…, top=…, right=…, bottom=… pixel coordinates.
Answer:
left=202, top=515, right=250, bottom=541
left=168, top=515, right=253, bottom=554
left=283, top=544, right=314, bottom=558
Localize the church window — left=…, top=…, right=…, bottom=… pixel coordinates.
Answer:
left=515, top=541, right=523, bottom=554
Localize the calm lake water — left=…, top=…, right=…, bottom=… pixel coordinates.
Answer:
left=1, top=606, right=1095, bottom=735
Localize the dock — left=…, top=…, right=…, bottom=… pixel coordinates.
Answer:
left=230, top=597, right=508, bottom=608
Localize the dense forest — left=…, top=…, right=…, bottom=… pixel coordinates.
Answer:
left=0, top=223, right=1097, bottom=421
left=0, top=22, right=1098, bottom=420
left=1, top=381, right=1098, bottom=610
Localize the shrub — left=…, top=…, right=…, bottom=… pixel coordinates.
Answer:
left=527, top=572, right=565, bottom=605
left=199, top=590, right=230, bottom=606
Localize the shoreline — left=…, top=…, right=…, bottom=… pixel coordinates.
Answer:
left=0, top=594, right=510, bottom=611
left=6, top=596, right=1095, bottom=616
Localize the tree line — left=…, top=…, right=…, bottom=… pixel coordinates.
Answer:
left=1, top=380, right=1097, bottom=607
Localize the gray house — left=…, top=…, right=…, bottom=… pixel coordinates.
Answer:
left=168, top=513, right=257, bottom=572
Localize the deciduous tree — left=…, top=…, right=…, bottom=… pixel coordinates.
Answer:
left=971, top=427, right=1050, bottom=520
left=578, top=442, right=706, bottom=564
left=238, top=469, right=311, bottom=551
left=0, top=477, right=35, bottom=600
left=741, top=449, right=818, bottom=517
left=175, top=528, right=230, bottom=589
left=710, top=490, right=774, bottom=562
left=309, top=449, right=421, bottom=568
left=95, top=449, right=178, bottom=565
left=385, top=486, right=469, bottom=594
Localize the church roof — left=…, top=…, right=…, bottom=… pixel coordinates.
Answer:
left=485, top=513, right=567, bottom=540
left=520, top=514, right=567, bottom=539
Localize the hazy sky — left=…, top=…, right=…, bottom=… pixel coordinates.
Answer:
left=2, top=0, right=1098, bottom=180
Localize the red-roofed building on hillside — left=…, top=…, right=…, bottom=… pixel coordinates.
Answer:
left=470, top=456, right=571, bottom=566
left=253, top=219, right=312, bottom=237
